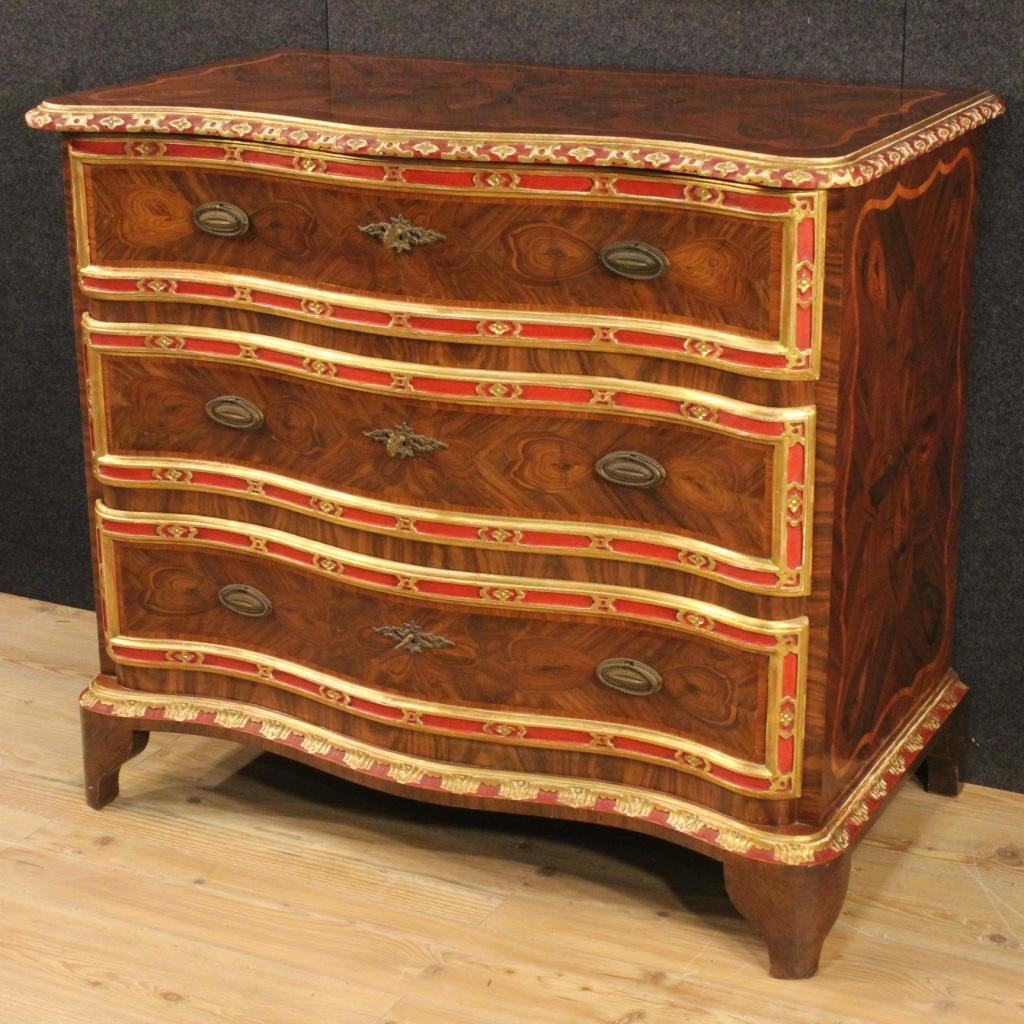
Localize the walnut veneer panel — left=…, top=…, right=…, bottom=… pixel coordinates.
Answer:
left=111, top=542, right=769, bottom=766
left=97, top=352, right=774, bottom=557
left=82, top=161, right=781, bottom=339
left=27, top=51, right=1001, bottom=979
left=67, top=138, right=821, bottom=379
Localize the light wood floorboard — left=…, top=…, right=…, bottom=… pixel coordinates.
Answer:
left=0, top=592, right=1021, bottom=1023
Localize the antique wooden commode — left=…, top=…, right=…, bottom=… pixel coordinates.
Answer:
left=26, top=51, right=1003, bottom=977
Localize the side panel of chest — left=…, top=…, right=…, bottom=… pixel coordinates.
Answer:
left=822, top=136, right=979, bottom=809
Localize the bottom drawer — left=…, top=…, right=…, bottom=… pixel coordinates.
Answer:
left=95, top=503, right=807, bottom=799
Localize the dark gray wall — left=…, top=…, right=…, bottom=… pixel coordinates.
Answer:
left=3, top=1, right=1021, bottom=791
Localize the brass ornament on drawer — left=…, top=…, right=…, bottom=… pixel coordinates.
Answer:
left=364, top=422, right=448, bottom=459
left=192, top=201, right=251, bottom=238
left=595, top=450, right=666, bottom=489
left=217, top=583, right=273, bottom=618
left=205, top=395, right=265, bottom=431
left=595, top=658, right=663, bottom=696
left=374, top=620, right=455, bottom=654
left=359, top=214, right=446, bottom=253
left=598, top=240, right=669, bottom=280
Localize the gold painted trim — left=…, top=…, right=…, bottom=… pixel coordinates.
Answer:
left=35, top=89, right=1004, bottom=187
left=84, top=315, right=813, bottom=594
left=106, top=634, right=777, bottom=793
left=83, top=317, right=814, bottom=434
left=66, top=139, right=824, bottom=379
left=94, top=503, right=806, bottom=647
left=96, top=452, right=786, bottom=589
left=94, top=502, right=807, bottom=797
left=80, top=669, right=966, bottom=864
left=65, top=134, right=811, bottom=207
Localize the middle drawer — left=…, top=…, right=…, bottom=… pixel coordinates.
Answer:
left=85, top=317, right=814, bottom=595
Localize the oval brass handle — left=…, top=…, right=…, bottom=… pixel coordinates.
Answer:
left=595, top=450, right=666, bottom=489
left=596, top=658, right=663, bottom=696
left=193, top=201, right=250, bottom=238
left=218, top=583, right=273, bottom=618
left=205, top=395, right=265, bottom=432
left=599, top=241, right=669, bottom=280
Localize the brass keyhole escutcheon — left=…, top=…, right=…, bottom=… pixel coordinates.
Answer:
left=363, top=422, right=447, bottom=459
left=374, top=620, right=455, bottom=654
left=217, top=583, right=273, bottom=618
left=205, top=395, right=265, bottom=432
left=595, top=658, right=663, bottom=696
left=360, top=214, right=446, bottom=253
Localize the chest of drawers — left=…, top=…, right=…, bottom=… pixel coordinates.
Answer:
left=27, top=51, right=1003, bottom=978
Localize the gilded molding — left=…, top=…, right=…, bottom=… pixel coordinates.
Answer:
left=79, top=670, right=968, bottom=865
left=94, top=503, right=808, bottom=797
left=66, top=137, right=825, bottom=380
left=84, top=315, right=815, bottom=595
left=30, top=92, right=1004, bottom=189
left=106, top=634, right=782, bottom=795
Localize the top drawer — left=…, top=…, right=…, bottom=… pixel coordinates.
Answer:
left=70, top=138, right=824, bottom=379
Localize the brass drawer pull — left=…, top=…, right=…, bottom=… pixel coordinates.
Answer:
left=205, top=395, right=265, bottom=432
left=193, top=201, right=251, bottom=238
left=364, top=422, right=448, bottom=459
left=595, top=450, right=666, bottom=489
left=599, top=240, right=669, bottom=280
left=360, top=214, right=446, bottom=253
left=218, top=583, right=273, bottom=618
left=374, top=620, right=455, bottom=654
left=596, top=658, right=663, bottom=696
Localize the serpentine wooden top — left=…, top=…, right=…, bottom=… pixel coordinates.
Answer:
left=27, top=50, right=1003, bottom=188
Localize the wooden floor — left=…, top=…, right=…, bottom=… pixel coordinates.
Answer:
left=0, top=593, right=1021, bottom=1023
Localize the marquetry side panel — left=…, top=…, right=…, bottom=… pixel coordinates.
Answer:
left=823, top=138, right=979, bottom=810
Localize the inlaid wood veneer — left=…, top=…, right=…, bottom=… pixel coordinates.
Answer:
left=27, top=50, right=1001, bottom=979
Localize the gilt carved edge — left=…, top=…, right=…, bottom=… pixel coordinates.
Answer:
left=27, top=93, right=1004, bottom=188
left=80, top=671, right=967, bottom=866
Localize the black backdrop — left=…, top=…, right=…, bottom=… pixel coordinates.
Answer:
left=3, top=1, right=1021, bottom=791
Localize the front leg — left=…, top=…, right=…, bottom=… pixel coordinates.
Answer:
left=81, top=703, right=150, bottom=809
left=723, top=850, right=852, bottom=979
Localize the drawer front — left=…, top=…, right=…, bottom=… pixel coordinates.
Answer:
left=95, top=505, right=807, bottom=797
left=70, top=137, right=824, bottom=379
left=86, top=318, right=815, bottom=595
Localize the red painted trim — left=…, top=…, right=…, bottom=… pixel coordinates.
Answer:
left=79, top=676, right=968, bottom=863
left=81, top=272, right=801, bottom=375
left=67, top=137, right=808, bottom=211
left=97, top=512, right=796, bottom=653
left=107, top=637, right=776, bottom=789
left=89, top=326, right=812, bottom=593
